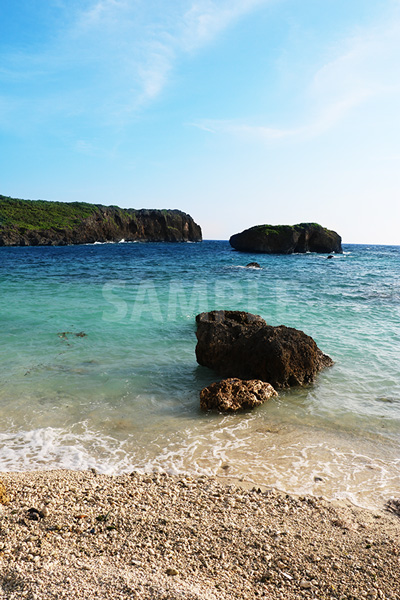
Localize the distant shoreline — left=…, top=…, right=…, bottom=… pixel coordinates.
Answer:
left=0, top=195, right=202, bottom=246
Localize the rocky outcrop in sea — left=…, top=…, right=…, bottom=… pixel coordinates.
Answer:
left=229, top=222, right=342, bottom=254
left=195, top=310, right=333, bottom=389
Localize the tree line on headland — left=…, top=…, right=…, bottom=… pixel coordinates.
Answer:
left=0, top=195, right=202, bottom=246
left=0, top=194, right=341, bottom=253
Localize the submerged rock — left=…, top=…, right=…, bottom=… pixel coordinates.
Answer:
left=200, top=378, right=277, bottom=412
left=230, top=223, right=342, bottom=254
left=386, top=499, right=400, bottom=516
left=195, top=310, right=333, bottom=389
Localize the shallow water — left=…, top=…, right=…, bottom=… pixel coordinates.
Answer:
left=0, top=241, right=399, bottom=508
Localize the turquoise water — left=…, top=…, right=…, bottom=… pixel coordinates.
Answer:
left=0, top=241, right=399, bottom=508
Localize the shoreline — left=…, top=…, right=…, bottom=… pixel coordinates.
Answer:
left=1, top=469, right=399, bottom=600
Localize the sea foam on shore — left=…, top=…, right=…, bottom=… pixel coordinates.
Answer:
left=1, top=242, right=399, bottom=511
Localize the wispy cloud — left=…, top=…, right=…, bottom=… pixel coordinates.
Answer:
left=192, top=90, right=373, bottom=141
left=131, top=0, right=272, bottom=109
left=193, top=7, right=400, bottom=143
left=0, top=0, right=272, bottom=131
left=180, top=0, right=270, bottom=50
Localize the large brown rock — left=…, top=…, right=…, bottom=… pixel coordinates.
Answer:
left=195, top=310, right=333, bottom=389
left=229, top=223, right=342, bottom=254
left=200, top=378, right=277, bottom=412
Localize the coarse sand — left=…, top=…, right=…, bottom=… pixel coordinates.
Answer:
left=0, top=470, right=399, bottom=600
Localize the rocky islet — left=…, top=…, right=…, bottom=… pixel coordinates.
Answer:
left=230, top=222, right=342, bottom=254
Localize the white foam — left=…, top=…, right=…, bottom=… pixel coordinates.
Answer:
left=0, top=426, right=133, bottom=475
left=233, top=265, right=262, bottom=270
left=1, top=417, right=399, bottom=510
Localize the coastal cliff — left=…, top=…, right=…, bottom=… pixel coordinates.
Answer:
left=229, top=222, right=342, bottom=254
left=0, top=195, right=202, bottom=246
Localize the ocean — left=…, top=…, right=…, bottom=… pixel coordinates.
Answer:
left=0, top=241, right=399, bottom=509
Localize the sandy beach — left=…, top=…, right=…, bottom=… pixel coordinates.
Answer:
left=0, top=470, right=399, bottom=600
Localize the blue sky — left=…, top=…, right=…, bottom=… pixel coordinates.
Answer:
left=1, top=0, right=400, bottom=243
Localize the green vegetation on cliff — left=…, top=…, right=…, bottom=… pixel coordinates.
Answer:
left=0, top=195, right=202, bottom=246
left=0, top=195, right=100, bottom=231
left=254, top=223, right=326, bottom=236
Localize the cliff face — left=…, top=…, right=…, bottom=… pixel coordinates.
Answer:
left=0, top=197, right=202, bottom=246
left=229, top=223, right=342, bottom=254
